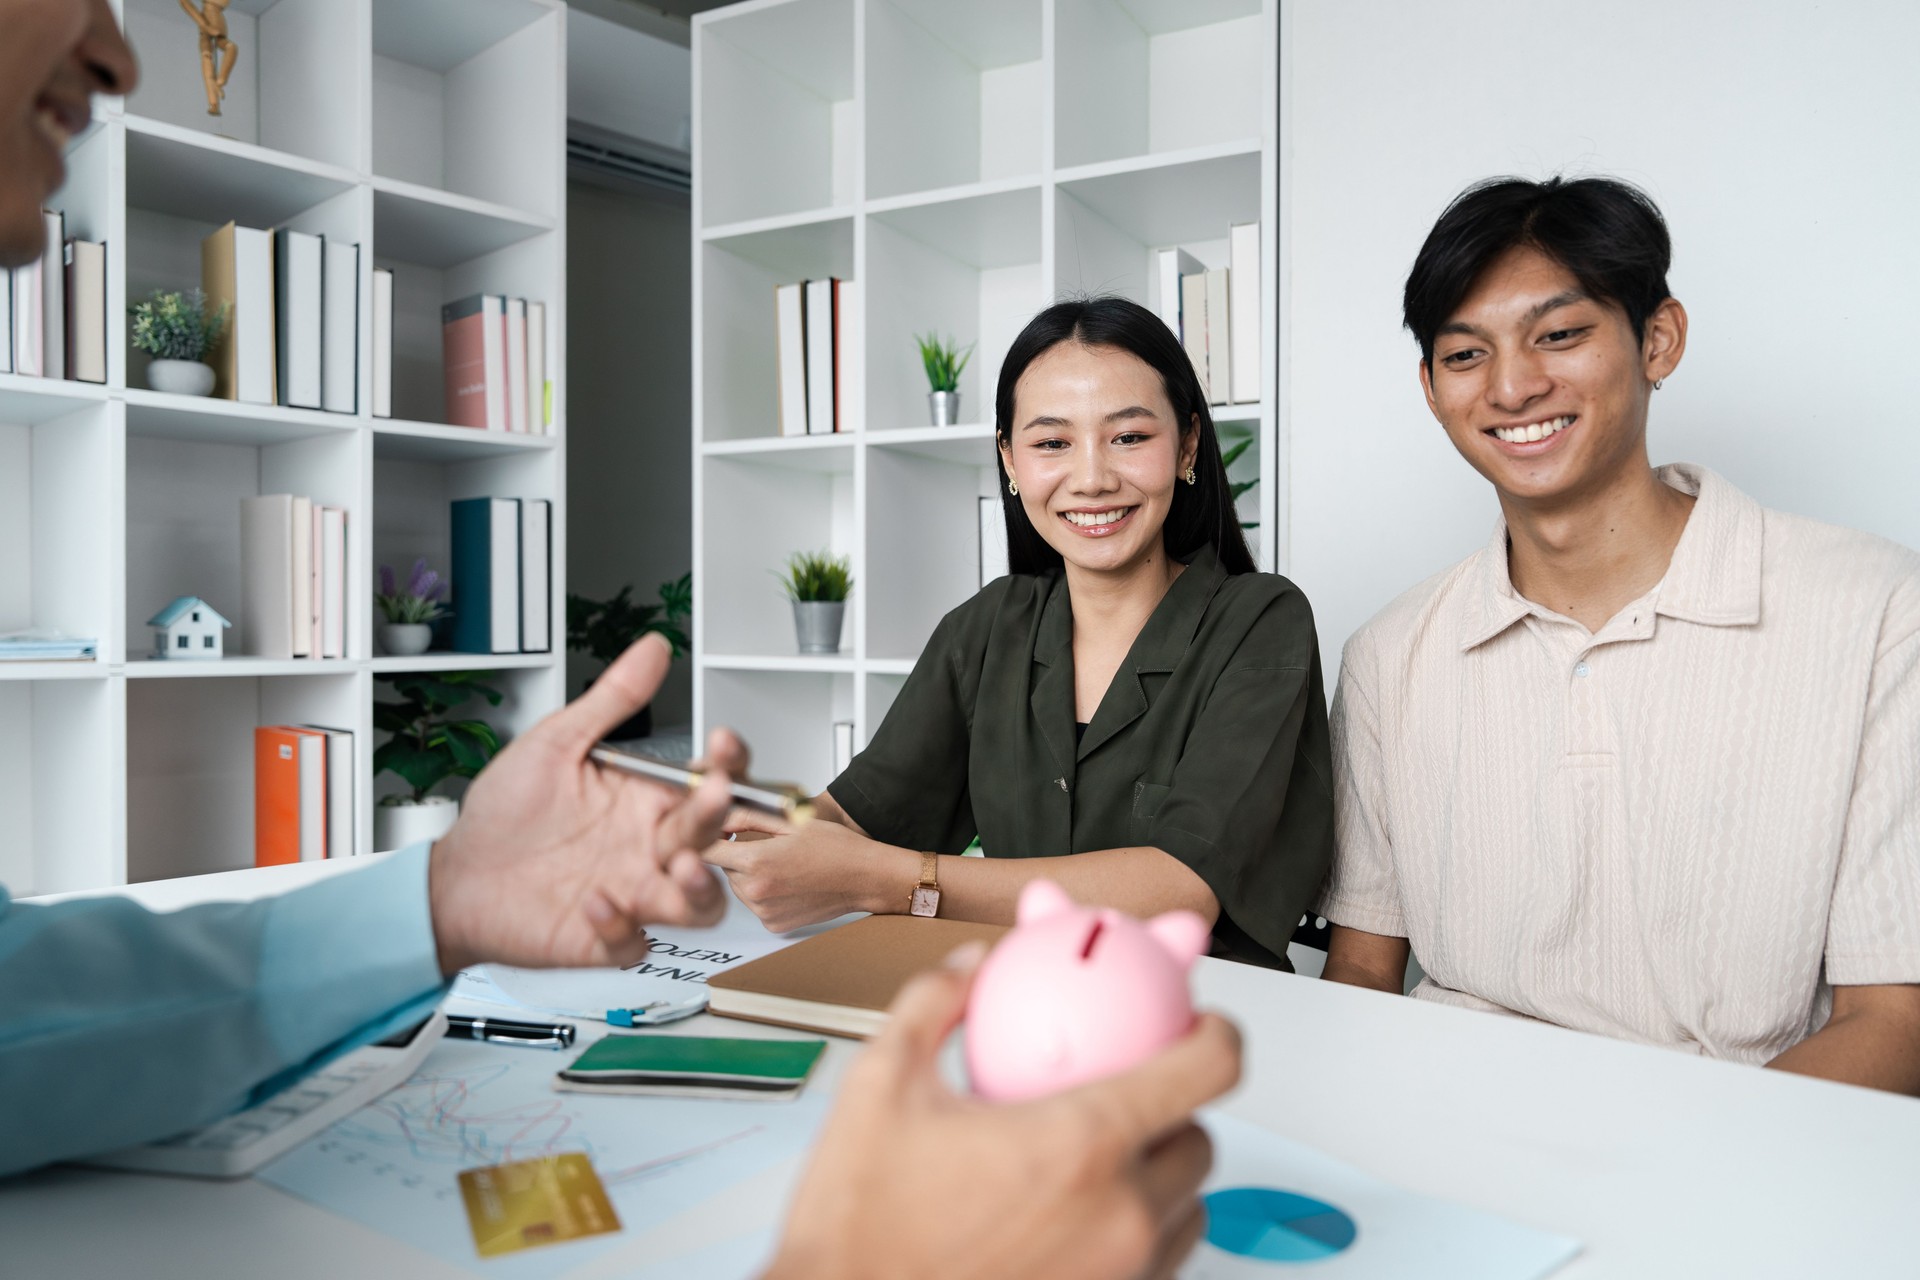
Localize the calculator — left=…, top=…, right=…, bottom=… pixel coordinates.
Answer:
left=81, top=1010, right=447, bottom=1179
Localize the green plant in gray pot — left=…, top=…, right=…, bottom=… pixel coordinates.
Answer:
left=129, top=288, right=228, bottom=396
left=779, top=551, right=852, bottom=654
left=916, top=332, right=973, bottom=426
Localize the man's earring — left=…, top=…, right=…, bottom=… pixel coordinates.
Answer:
left=1184, top=467, right=1197, bottom=485
left=1653, top=378, right=1665, bottom=390
left=1007, top=476, right=1018, bottom=496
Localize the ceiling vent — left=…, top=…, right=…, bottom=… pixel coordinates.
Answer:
left=566, top=119, right=691, bottom=197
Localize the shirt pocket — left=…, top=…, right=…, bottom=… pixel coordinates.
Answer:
left=1132, top=779, right=1172, bottom=822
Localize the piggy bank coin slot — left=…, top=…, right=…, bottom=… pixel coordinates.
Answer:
left=1080, top=919, right=1105, bottom=960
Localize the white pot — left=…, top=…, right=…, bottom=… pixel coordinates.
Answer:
left=147, top=358, right=216, bottom=396
left=374, top=795, right=459, bottom=853
left=380, top=623, right=433, bottom=655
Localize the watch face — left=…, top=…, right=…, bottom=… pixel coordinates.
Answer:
left=910, top=885, right=941, bottom=918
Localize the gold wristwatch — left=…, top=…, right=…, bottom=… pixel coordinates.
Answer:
left=908, top=852, right=941, bottom=918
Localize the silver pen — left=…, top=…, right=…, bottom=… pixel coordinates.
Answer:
left=589, top=744, right=814, bottom=824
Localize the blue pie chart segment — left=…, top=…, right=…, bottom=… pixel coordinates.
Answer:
left=1204, top=1187, right=1358, bottom=1263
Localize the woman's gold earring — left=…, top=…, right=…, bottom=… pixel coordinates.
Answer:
left=1007, top=477, right=1018, bottom=496
left=1184, top=467, right=1197, bottom=486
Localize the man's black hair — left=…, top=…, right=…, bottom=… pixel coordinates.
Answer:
left=1403, top=176, right=1672, bottom=368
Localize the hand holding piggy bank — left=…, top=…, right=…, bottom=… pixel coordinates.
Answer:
left=965, top=879, right=1210, bottom=1101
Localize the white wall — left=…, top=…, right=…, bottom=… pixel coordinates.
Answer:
left=1283, top=0, right=1920, bottom=680
left=568, top=9, right=692, bottom=153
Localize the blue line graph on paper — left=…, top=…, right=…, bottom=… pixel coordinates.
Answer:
left=257, top=1039, right=828, bottom=1278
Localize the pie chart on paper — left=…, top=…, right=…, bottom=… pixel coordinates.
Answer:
left=1203, top=1187, right=1358, bottom=1263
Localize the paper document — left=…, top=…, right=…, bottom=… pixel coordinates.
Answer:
left=452, top=884, right=855, bottom=1023
left=1181, top=1113, right=1580, bottom=1279
left=258, top=1038, right=830, bottom=1279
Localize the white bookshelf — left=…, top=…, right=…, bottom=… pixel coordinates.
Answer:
left=692, top=0, right=1277, bottom=793
left=0, top=0, right=567, bottom=895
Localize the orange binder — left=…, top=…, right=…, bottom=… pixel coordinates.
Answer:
left=255, top=726, right=305, bottom=867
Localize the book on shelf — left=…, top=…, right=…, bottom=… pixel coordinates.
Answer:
left=11, top=234, right=41, bottom=376
left=442, top=293, right=505, bottom=430
left=774, top=282, right=806, bottom=438
left=0, top=628, right=96, bottom=661
left=322, top=238, right=359, bottom=415
left=1156, top=221, right=1262, bottom=407
left=371, top=267, right=394, bottom=418
left=298, top=724, right=355, bottom=860
left=1204, top=266, right=1232, bottom=408
left=1180, top=271, right=1210, bottom=400
left=1228, top=222, right=1261, bottom=405
left=505, top=297, right=529, bottom=433
left=39, top=210, right=63, bottom=384
left=804, top=278, right=835, bottom=435
left=203, top=221, right=277, bottom=404
left=773, top=277, right=852, bottom=437
left=254, top=725, right=326, bottom=867
left=240, top=492, right=348, bottom=660
left=520, top=498, right=551, bottom=653
left=274, top=229, right=322, bottom=409
left=528, top=300, right=548, bottom=433
left=832, top=721, right=854, bottom=775
left=450, top=496, right=523, bottom=654
left=255, top=724, right=354, bottom=865
left=1154, top=246, right=1204, bottom=348
left=63, top=237, right=106, bottom=384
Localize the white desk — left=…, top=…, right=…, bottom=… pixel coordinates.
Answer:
left=5, top=862, right=1920, bottom=1278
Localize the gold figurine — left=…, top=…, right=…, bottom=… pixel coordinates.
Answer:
left=179, top=0, right=237, bottom=116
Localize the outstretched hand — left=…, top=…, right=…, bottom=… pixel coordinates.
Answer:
left=426, top=634, right=742, bottom=974
left=765, top=945, right=1242, bottom=1280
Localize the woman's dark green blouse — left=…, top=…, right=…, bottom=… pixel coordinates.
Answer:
left=827, top=544, right=1335, bottom=969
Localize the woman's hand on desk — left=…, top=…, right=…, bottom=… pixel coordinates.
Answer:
left=428, top=635, right=737, bottom=975
left=706, top=807, right=915, bottom=933
left=763, top=943, right=1243, bottom=1280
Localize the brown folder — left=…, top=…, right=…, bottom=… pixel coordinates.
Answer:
left=707, top=915, right=1007, bottom=1040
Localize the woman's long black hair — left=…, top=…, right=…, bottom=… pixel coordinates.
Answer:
left=994, top=295, right=1256, bottom=576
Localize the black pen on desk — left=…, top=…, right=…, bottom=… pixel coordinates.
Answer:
left=589, top=744, right=814, bottom=824
left=446, top=1015, right=577, bottom=1049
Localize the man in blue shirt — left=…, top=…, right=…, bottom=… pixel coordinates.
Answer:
left=1, top=10, right=1241, bottom=1274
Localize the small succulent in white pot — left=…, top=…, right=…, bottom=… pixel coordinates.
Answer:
left=130, top=288, right=228, bottom=396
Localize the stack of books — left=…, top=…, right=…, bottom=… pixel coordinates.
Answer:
left=0, top=628, right=97, bottom=662
left=254, top=724, right=355, bottom=865
left=774, top=277, right=852, bottom=436
left=1155, top=221, right=1261, bottom=407
left=239, top=494, right=349, bottom=660
left=450, top=496, right=552, bottom=655
left=440, top=294, right=551, bottom=434
left=201, top=221, right=363, bottom=412
left=2, top=208, right=106, bottom=384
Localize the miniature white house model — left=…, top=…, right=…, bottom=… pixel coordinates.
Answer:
left=148, top=596, right=231, bottom=659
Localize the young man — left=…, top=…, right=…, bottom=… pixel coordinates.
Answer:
left=2, top=6, right=1239, bottom=1276
left=1318, top=176, right=1920, bottom=1094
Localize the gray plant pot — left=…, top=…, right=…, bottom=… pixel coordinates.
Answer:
left=792, top=600, right=846, bottom=654
left=380, top=623, right=433, bottom=655
left=928, top=390, right=961, bottom=426
left=148, top=358, right=215, bottom=396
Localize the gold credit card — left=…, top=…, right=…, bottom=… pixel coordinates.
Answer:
left=457, top=1153, right=622, bottom=1258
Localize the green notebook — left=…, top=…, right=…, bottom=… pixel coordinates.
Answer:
left=553, top=1034, right=827, bottom=1101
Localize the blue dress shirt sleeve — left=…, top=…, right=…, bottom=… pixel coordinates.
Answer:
left=0, top=845, right=448, bottom=1178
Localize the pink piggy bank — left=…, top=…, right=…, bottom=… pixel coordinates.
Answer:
left=965, top=879, right=1209, bottom=1102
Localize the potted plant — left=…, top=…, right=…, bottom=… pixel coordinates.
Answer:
left=130, top=288, right=228, bottom=396
left=566, top=574, right=691, bottom=741
left=372, top=670, right=503, bottom=851
left=375, top=558, right=451, bottom=656
left=779, top=551, right=852, bottom=654
left=1220, top=430, right=1261, bottom=530
left=916, top=332, right=973, bottom=426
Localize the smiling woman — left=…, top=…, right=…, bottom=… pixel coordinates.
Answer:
left=711, top=297, right=1335, bottom=970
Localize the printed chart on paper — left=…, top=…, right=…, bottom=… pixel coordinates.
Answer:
left=258, top=1039, right=828, bottom=1278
